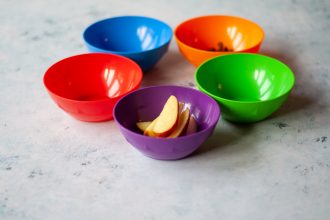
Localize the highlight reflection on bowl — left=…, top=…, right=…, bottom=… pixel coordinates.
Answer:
left=83, top=16, right=173, bottom=72
left=195, top=53, right=295, bottom=123
left=175, top=15, right=264, bottom=66
left=43, top=53, right=143, bottom=122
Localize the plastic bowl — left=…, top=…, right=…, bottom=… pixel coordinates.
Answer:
left=113, top=85, right=221, bottom=160
left=195, top=53, right=295, bottom=123
left=175, top=15, right=264, bottom=66
left=83, top=16, right=173, bottom=72
left=43, top=53, right=143, bottom=122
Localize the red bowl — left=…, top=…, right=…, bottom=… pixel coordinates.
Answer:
left=43, top=53, right=143, bottom=122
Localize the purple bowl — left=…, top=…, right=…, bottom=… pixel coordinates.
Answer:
left=113, top=85, right=221, bottom=160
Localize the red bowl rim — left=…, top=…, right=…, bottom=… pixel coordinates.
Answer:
left=43, top=53, right=143, bottom=103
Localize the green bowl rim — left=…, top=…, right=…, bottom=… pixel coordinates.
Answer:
left=194, top=53, right=296, bottom=104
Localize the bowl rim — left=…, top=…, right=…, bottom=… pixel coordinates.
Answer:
left=83, top=15, right=173, bottom=55
left=113, top=85, right=221, bottom=141
left=195, top=53, right=296, bottom=104
left=43, top=53, right=143, bottom=103
left=174, top=14, right=265, bottom=54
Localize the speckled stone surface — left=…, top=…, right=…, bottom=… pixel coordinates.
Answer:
left=0, top=0, right=329, bottom=219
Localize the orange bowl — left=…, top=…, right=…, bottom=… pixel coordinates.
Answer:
left=174, top=15, right=264, bottom=66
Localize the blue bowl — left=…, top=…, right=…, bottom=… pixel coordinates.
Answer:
left=83, top=16, right=173, bottom=72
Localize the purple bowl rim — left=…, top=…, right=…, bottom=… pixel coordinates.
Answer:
left=113, top=85, right=221, bottom=141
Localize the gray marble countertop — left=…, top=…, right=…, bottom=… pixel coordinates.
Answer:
left=1, top=0, right=329, bottom=219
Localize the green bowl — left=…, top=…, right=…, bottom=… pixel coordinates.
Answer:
left=195, top=53, right=295, bottom=123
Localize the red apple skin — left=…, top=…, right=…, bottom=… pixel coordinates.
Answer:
left=168, top=109, right=190, bottom=138
left=186, top=115, right=198, bottom=135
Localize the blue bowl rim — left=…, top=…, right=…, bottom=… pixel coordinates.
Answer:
left=83, top=15, right=173, bottom=55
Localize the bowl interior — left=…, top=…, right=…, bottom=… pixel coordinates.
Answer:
left=44, top=54, right=142, bottom=101
left=175, top=15, right=263, bottom=52
left=114, top=86, right=220, bottom=134
left=84, top=16, right=172, bottom=52
left=196, top=54, right=295, bottom=102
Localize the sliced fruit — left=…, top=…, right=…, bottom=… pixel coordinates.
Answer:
left=136, top=121, right=152, bottom=132
left=179, top=102, right=184, bottom=113
left=168, top=109, right=190, bottom=138
left=144, top=118, right=158, bottom=137
left=153, top=95, right=179, bottom=137
left=186, top=115, right=198, bottom=135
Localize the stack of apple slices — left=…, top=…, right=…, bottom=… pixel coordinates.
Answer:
left=136, top=95, right=198, bottom=138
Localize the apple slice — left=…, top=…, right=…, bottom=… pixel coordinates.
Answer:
left=186, top=115, right=198, bottom=135
left=136, top=121, right=152, bottom=132
left=153, top=95, right=179, bottom=137
left=144, top=118, right=158, bottom=137
left=178, top=102, right=184, bottom=113
left=168, top=109, right=190, bottom=138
